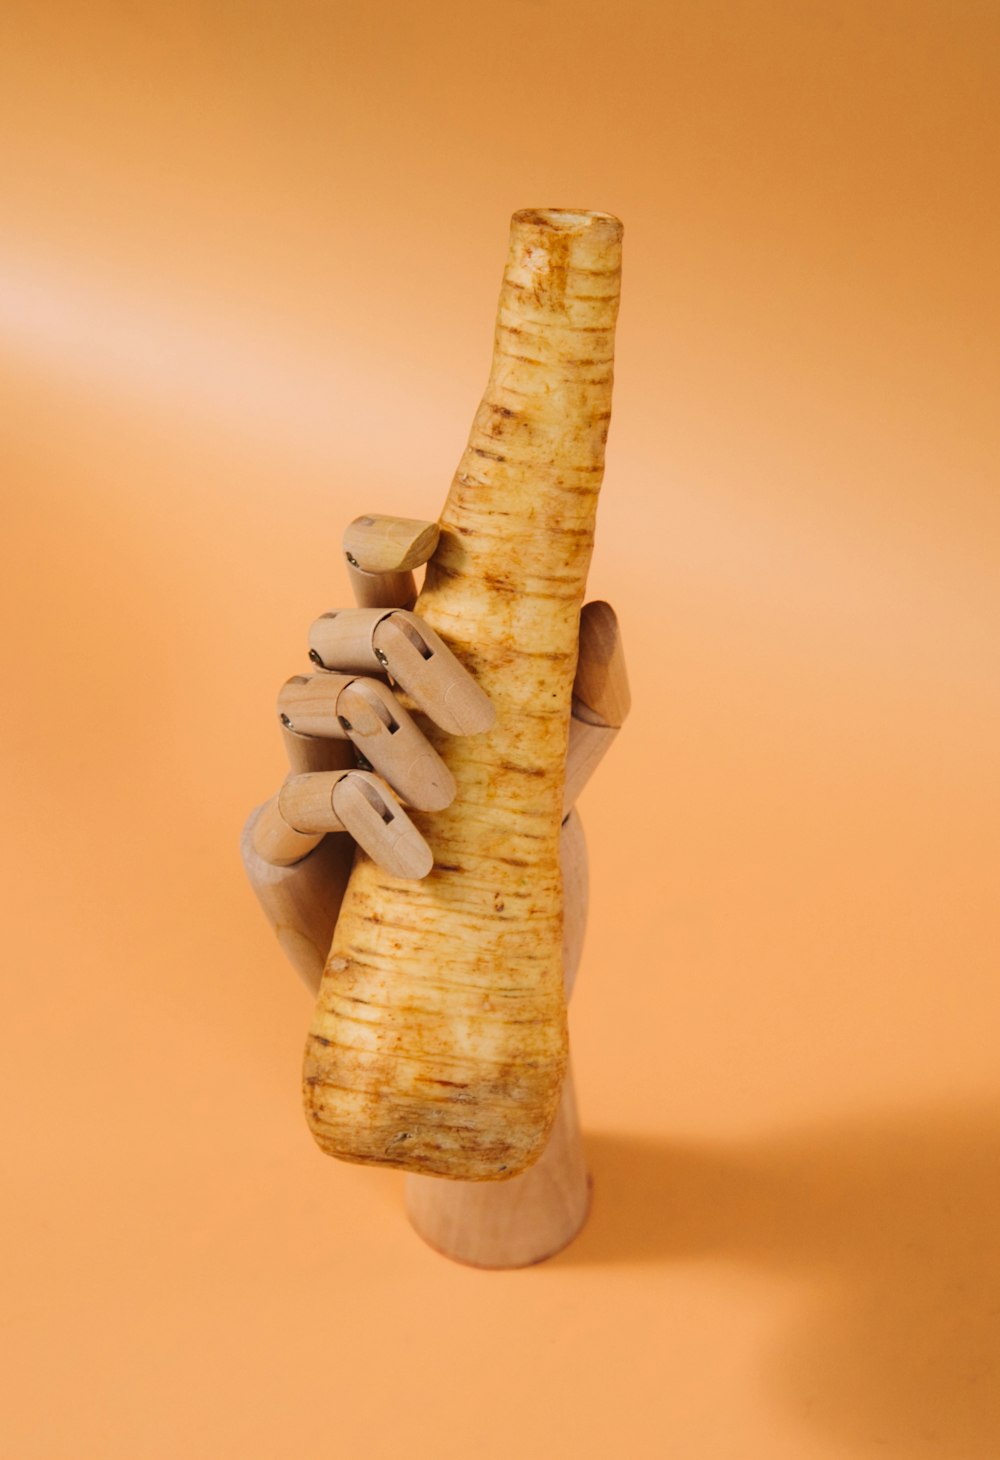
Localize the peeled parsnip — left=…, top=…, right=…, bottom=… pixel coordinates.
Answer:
left=304, top=209, right=623, bottom=1179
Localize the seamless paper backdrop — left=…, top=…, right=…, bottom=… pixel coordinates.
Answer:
left=2, top=3, right=999, bottom=1458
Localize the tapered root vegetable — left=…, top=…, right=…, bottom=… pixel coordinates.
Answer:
left=303, top=208, right=623, bottom=1179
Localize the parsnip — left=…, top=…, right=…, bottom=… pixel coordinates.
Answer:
left=303, top=208, right=623, bottom=1179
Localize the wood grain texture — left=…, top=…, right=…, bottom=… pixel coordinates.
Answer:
left=241, top=809, right=356, bottom=992
left=343, top=514, right=441, bottom=574
left=303, top=209, right=623, bottom=1179
left=345, top=566, right=416, bottom=610
left=573, top=600, right=631, bottom=727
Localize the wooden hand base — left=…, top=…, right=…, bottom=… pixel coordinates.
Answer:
left=406, top=1063, right=590, bottom=1267
left=404, top=802, right=591, bottom=1266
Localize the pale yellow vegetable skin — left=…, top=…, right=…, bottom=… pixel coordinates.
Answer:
left=303, top=208, right=623, bottom=1179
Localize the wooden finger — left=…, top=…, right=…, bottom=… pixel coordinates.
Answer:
left=278, top=673, right=355, bottom=739
left=278, top=769, right=354, bottom=834
left=563, top=601, right=629, bottom=812
left=563, top=719, right=619, bottom=814
left=308, top=608, right=386, bottom=672
left=344, top=514, right=440, bottom=610
left=281, top=720, right=356, bottom=778
left=241, top=807, right=356, bottom=995
left=560, top=808, right=589, bottom=1000
left=250, top=723, right=356, bottom=868
left=251, top=797, right=328, bottom=867
left=278, top=672, right=456, bottom=810
left=337, top=680, right=456, bottom=811
left=277, top=769, right=432, bottom=879
left=308, top=608, right=494, bottom=736
left=347, top=566, right=418, bottom=609
left=373, top=613, right=494, bottom=735
left=344, top=514, right=440, bottom=573
left=573, top=600, right=630, bottom=727
left=332, top=773, right=433, bottom=880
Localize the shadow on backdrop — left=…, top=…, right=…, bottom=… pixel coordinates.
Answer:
left=565, top=1106, right=1000, bottom=1458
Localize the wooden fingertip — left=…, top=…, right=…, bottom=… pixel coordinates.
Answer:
left=332, top=772, right=434, bottom=880
left=573, top=601, right=631, bottom=728
left=373, top=613, right=495, bottom=736
left=337, top=680, right=457, bottom=811
left=343, top=514, right=441, bottom=574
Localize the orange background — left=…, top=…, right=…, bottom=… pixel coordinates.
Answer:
left=3, top=3, right=999, bottom=1456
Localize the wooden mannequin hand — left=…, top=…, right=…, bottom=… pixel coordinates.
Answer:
left=241, top=514, right=630, bottom=1000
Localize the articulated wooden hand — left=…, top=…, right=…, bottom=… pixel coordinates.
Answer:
left=242, top=511, right=629, bottom=1264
